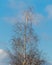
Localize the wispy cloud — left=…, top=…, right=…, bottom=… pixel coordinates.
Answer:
left=0, top=17, right=18, bottom=24
left=0, top=0, right=45, bottom=25
left=8, top=0, right=17, bottom=8
left=8, top=0, right=26, bottom=10
left=0, top=12, right=44, bottom=26
left=41, top=32, right=52, bottom=41
left=32, top=13, right=44, bottom=25
left=45, top=5, right=52, bottom=19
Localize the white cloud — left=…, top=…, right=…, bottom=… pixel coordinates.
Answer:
left=0, top=49, right=7, bottom=59
left=0, top=49, right=8, bottom=65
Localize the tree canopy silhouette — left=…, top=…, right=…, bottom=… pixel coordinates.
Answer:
left=8, top=8, right=46, bottom=65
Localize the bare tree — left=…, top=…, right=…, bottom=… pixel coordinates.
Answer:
left=8, top=8, right=46, bottom=65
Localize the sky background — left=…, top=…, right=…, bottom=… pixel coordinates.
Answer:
left=0, top=0, right=52, bottom=65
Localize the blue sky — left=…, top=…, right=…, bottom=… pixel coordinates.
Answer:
left=0, top=0, right=52, bottom=65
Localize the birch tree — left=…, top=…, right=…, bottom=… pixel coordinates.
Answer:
left=8, top=8, right=46, bottom=65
